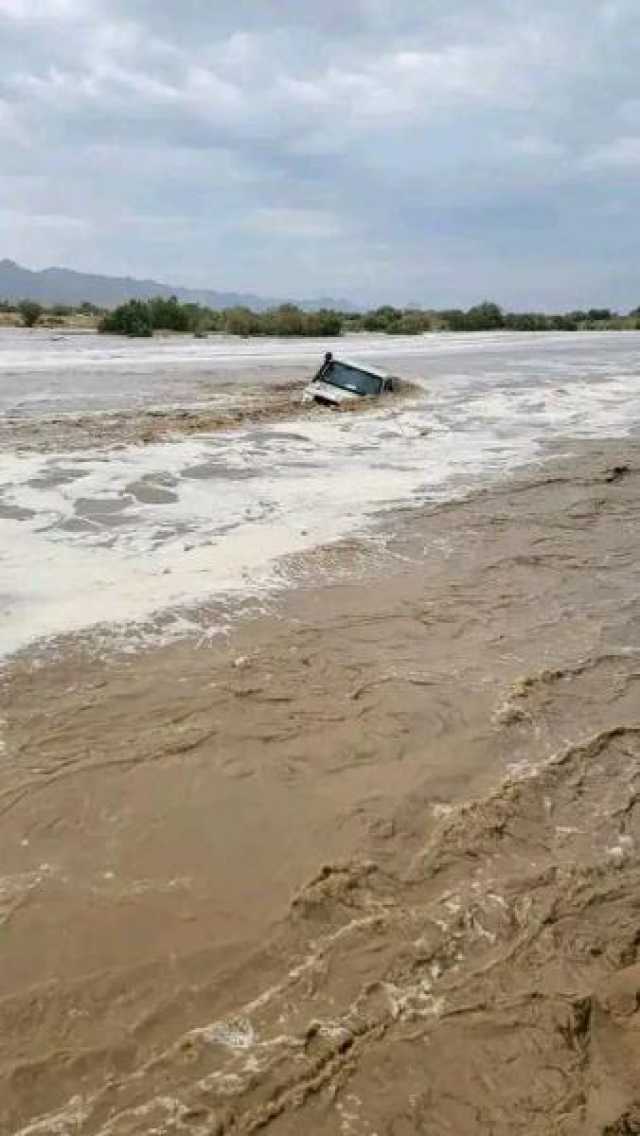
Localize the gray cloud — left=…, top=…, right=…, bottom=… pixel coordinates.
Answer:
left=0, top=0, right=638, bottom=307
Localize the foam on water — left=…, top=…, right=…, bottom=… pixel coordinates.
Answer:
left=2, top=330, right=640, bottom=658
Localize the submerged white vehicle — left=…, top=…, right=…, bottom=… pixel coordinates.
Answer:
left=303, top=352, right=396, bottom=408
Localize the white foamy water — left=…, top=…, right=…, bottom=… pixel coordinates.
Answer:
left=2, top=329, right=640, bottom=658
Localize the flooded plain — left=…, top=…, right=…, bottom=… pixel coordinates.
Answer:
left=2, top=329, right=640, bottom=658
left=2, top=330, right=640, bottom=1133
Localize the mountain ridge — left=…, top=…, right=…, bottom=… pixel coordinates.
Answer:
left=0, top=259, right=353, bottom=313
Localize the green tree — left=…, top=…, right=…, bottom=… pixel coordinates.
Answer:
left=587, top=308, right=613, bottom=321
left=362, top=305, right=403, bottom=331
left=550, top=314, right=578, bottom=331
left=182, top=302, right=222, bottom=334
left=504, top=312, right=551, bottom=331
left=388, top=311, right=431, bottom=334
left=202, top=307, right=223, bottom=331
left=266, top=304, right=306, bottom=336
left=306, top=309, right=342, bottom=336
left=98, top=300, right=153, bottom=337
left=18, top=300, right=43, bottom=328
left=223, top=306, right=262, bottom=336
left=464, top=302, right=504, bottom=330
left=438, top=309, right=467, bottom=331
left=147, top=295, right=191, bottom=332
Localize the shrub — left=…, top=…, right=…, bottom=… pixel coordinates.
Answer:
left=504, top=312, right=550, bottom=331
left=264, top=303, right=305, bottom=336
left=361, top=305, right=403, bottom=331
left=386, top=311, right=431, bottom=334
left=464, top=302, right=504, bottom=330
left=587, top=308, right=613, bottom=321
left=147, top=295, right=191, bottom=332
left=550, top=314, right=579, bottom=331
left=98, top=300, right=153, bottom=337
left=18, top=300, right=43, bottom=327
left=440, top=309, right=467, bottom=331
left=182, top=303, right=222, bottom=334
left=223, top=307, right=263, bottom=336
left=261, top=305, right=342, bottom=337
left=305, top=309, right=342, bottom=336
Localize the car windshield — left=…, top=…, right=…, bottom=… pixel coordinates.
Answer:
left=323, top=362, right=383, bottom=396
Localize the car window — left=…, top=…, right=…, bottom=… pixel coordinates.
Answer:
left=324, top=363, right=383, bottom=396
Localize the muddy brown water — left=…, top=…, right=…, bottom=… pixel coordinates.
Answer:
left=1, top=376, right=309, bottom=453
left=1, top=375, right=418, bottom=454
left=3, top=440, right=640, bottom=1133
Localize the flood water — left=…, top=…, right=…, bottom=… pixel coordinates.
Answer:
left=2, top=328, right=640, bottom=658
left=4, top=330, right=640, bottom=1134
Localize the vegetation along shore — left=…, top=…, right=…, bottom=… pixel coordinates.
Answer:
left=2, top=295, right=640, bottom=337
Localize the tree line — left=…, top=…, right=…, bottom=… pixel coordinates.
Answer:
left=349, top=301, right=640, bottom=333
left=97, top=297, right=342, bottom=337
left=2, top=295, right=640, bottom=335
left=95, top=297, right=640, bottom=335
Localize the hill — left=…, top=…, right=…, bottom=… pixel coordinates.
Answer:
left=0, top=259, right=352, bottom=313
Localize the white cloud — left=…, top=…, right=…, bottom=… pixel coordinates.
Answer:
left=278, top=40, right=534, bottom=131
left=0, top=97, right=26, bottom=144
left=0, top=0, right=82, bottom=19
left=618, top=98, right=640, bottom=126
left=0, top=0, right=638, bottom=306
left=0, top=208, right=91, bottom=231
left=510, top=135, right=566, bottom=160
left=241, top=208, right=343, bottom=239
left=584, top=136, right=640, bottom=169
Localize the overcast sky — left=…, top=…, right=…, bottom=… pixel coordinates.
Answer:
left=0, top=0, right=638, bottom=308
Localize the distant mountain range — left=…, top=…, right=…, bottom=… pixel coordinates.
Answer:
left=0, top=259, right=353, bottom=313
